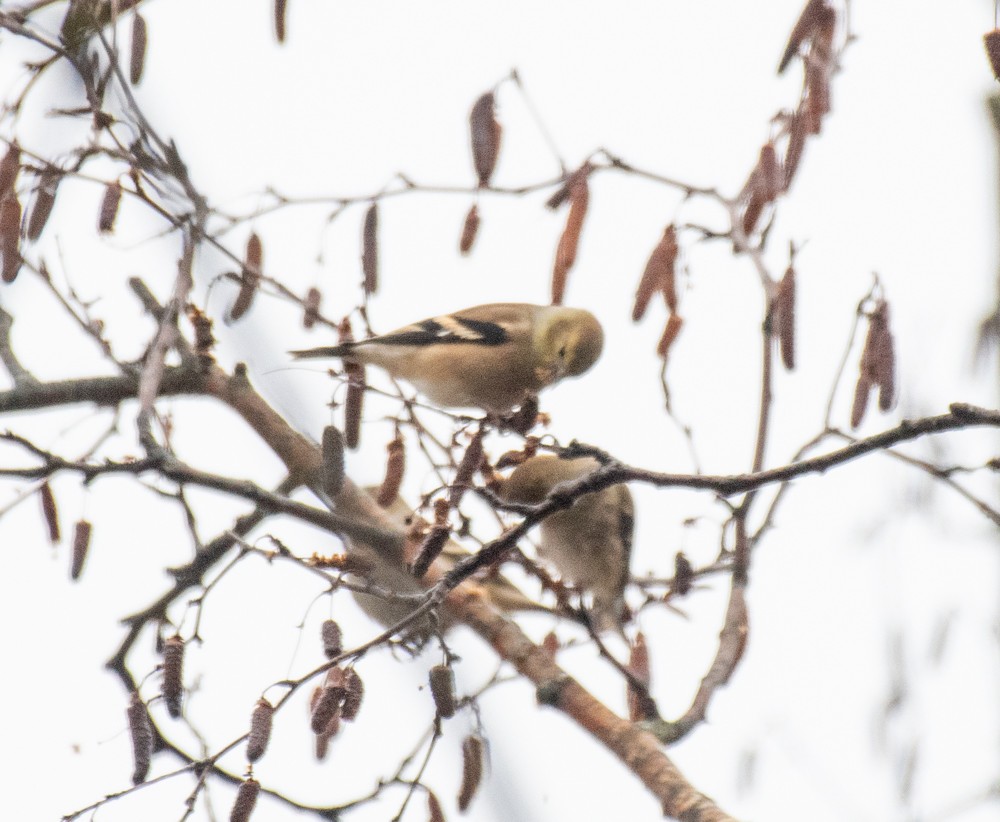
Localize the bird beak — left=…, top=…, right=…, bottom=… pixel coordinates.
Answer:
left=535, top=364, right=562, bottom=386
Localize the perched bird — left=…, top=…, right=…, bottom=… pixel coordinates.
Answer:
left=347, top=488, right=549, bottom=639
left=290, top=303, right=603, bottom=414
left=499, top=454, right=634, bottom=635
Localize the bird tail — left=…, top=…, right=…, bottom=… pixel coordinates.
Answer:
left=289, top=343, right=353, bottom=360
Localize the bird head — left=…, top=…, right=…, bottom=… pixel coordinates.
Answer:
left=499, top=454, right=600, bottom=504
left=535, top=307, right=604, bottom=382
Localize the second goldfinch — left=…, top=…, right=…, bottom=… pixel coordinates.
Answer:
left=500, top=454, right=634, bottom=635
left=290, top=303, right=603, bottom=414
left=348, top=488, right=550, bottom=639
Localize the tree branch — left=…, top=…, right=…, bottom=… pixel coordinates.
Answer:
left=1, top=357, right=737, bottom=819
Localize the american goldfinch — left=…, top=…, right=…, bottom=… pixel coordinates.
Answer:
left=500, top=454, right=633, bottom=635
left=348, top=488, right=548, bottom=637
left=290, top=303, right=603, bottom=414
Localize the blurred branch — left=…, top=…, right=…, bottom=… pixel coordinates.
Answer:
left=0, top=367, right=199, bottom=412
left=0, top=349, right=736, bottom=817
left=0, top=3, right=985, bottom=820
left=474, top=403, right=1000, bottom=540
left=3, top=366, right=997, bottom=513
left=642, top=581, right=748, bottom=745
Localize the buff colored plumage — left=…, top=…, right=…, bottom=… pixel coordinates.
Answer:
left=347, top=488, right=548, bottom=637
left=290, top=303, right=603, bottom=414
left=500, top=454, right=634, bottom=635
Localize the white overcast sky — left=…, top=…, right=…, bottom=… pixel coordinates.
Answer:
left=0, top=2, right=998, bottom=821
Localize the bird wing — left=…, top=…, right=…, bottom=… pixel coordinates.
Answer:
left=365, top=303, right=536, bottom=348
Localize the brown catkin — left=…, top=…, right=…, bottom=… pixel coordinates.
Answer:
left=775, top=266, right=796, bottom=370
left=544, top=162, right=591, bottom=210
left=340, top=668, right=364, bottom=721
left=187, top=304, right=216, bottom=360
left=541, top=631, right=560, bottom=659
left=275, top=0, right=287, bottom=43
left=877, top=354, right=896, bottom=412
left=229, top=777, right=260, bottom=822
left=853, top=299, right=897, bottom=422
left=129, top=13, right=147, bottom=84
left=986, top=30, right=1000, bottom=81
left=410, top=525, right=449, bottom=580
left=812, top=6, right=837, bottom=63
left=804, top=4, right=836, bottom=134
left=321, top=426, right=345, bottom=497
left=336, top=318, right=364, bottom=449
left=741, top=192, right=765, bottom=238
left=673, top=551, right=693, bottom=596
left=777, top=0, right=827, bottom=73
left=429, top=664, right=457, bottom=719
left=312, top=680, right=342, bottom=759
left=228, top=282, right=256, bottom=321
left=626, top=632, right=652, bottom=722
left=784, top=111, right=808, bottom=190
left=71, top=519, right=92, bottom=580
left=126, top=692, right=153, bottom=785
left=0, top=194, right=22, bottom=283
left=427, top=790, right=446, bottom=822
left=230, top=233, right=262, bottom=321
left=850, top=372, right=873, bottom=429
left=868, top=301, right=896, bottom=411
left=245, top=231, right=262, bottom=272
left=27, top=175, right=58, bottom=241
left=551, top=176, right=589, bottom=305
left=321, top=619, right=343, bottom=659
left=39, top=481, right=60, bottom=543
left=303, top=286, right=321, bottom=328
left=804, top=60, right=831, bottom=134
left=459, top=203, right=480, bottom=254
left=633, top=225, right=678, bottom=321
left=469, top=92, right=501, bottom=186
left=314, top=710, right=340, bottom=759
left=98, top=181, right=122, bottom=233
left=457, top=735, right=485, bottom=811
left=343, top=362, right=365, bottom=449
left=742, top=144, right=781, bottom=235
left=656, top=313, right=684, bottom=358
left=162, top=635, right=184, bottom=719
left=859, top=308, right=879, bottom=378
left=0, top=143, right=20, bottom=194
left=315, top=733, right=329, bottom=760
left=246, top=698, right=274, bottom=763
left=361, top=201, right=378, bottom=296
left=309, top=694, right=340, bottom=736
left=449, top=427, right=484, bottom=507
left=376, top=431, right=406, bottom=507
left=310, top=668, right=346, bottom=733
left=757, top=143, right=783, bottom=202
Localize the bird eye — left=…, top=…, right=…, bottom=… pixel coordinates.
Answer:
left=558, top=345, right=567, bottom=360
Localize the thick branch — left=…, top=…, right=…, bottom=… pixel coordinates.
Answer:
left=571, top=404, right=1000, bottom=496
left=445, top=403, right=1000, bottom=590
left=0, top=367, right=201, bottom=413
left=444, top=578, right=733, bottom=820
left=3, top=370, right=995, bottom=818
left=5, top=360, right=732, bottom=819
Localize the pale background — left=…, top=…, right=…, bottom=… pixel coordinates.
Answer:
left=0, top=2, right=997, bottom=820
